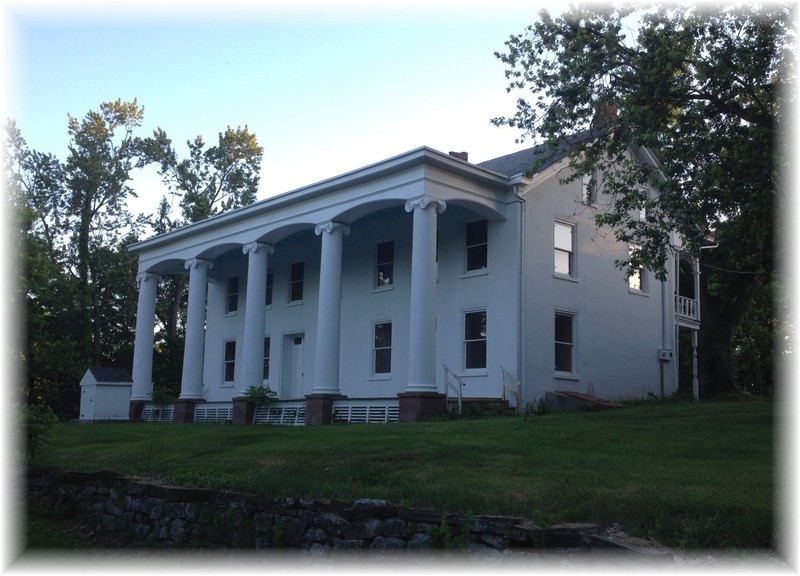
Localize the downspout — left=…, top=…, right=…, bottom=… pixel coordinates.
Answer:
left=514, top=182, right=528, bottom=407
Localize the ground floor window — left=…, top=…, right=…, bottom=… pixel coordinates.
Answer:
left=464, top=309, right=487, bottom=370
left=373, top=322, right=392, bottom=375
left=554, top=312, right=575, bottom=374
left=224, top=340, right=236, bottom=382
left=263, top=336, right=271, bottom=380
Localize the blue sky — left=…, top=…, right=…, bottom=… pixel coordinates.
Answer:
left=2, top=0, right=555, bottom=216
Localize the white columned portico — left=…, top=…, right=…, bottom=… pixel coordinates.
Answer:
left=239, top=242, right=273, bottom=397
left=311, top=221, right=350, bottom=396
left=131, top=272, right=160, bottom=402
left=180, top=258, right=212, bottom=400
left=405, top=195, right=446, bottom=392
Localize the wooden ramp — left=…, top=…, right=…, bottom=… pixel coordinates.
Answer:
left=547, top=391, right=624, bottom=411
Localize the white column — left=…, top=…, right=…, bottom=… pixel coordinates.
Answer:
left=239, top=242, right=273, bottom=396
left=131, top=272, right=159, bottom=401
left=405, top=196, right=446, bottom=392
left=180, top=258, right=212, bottom=400
left=312, top=221, right=350, bottom=395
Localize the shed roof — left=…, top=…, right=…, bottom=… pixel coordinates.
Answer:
left=86, top=366, right=132, bottom=383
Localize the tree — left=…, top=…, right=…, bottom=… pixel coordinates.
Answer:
left=138, top=125, right=263, bottom=397
left=492, top=4, right=793, bottom=396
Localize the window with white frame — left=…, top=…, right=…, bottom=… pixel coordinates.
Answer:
left=582, top=171, right=598, bottom=204
left=224, top=340, right=236, bottom=383
left=263, top=336, right=271, bottom=380
left=373, top=322, right=392, bottom=375
left=226, top=276, right=239, bottom=313
left=375, top=241, right=394, bottom=288
left=265, top=271, right=274, bottom=306
left=289, top=262, right=304, bottom=302
left=464, top=310, right=487, bottom=370
left=554, top=221, right=575, bottom=277
left=465, top=220, right=488, bottom=272
left=628, top=244, right=647, bottom=292
left=554, top=312, right=575, bottom=374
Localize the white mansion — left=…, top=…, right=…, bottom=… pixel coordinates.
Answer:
left=125, top=142, right=700, bottom=424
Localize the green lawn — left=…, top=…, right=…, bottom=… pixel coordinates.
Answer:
left=29, top=399, right=776, bottom=548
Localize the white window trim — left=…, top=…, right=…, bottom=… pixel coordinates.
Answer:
left=554, top=310, right=577, bottom=379
left=554, top=220, right=577, bottom=280
left=462, top=308, right=488, bottom=375
left=370, top=320, right=393, bottom=380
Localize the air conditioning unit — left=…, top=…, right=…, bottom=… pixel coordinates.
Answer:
left=658, top=349, right=674, bottom=362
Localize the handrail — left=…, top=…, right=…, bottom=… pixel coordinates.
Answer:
left=443, top=364, right=466, bottom=415
left=500, top=366, right=522, bottom=414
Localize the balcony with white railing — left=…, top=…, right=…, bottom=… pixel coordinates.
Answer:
left=676, top=295, right=699, bottom=323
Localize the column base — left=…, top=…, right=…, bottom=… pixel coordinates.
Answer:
left=304, top=394, right=343, bottom=426
left=232, top=397, right=256, bottom=425
left=129, top=400, right=148, bottom=422
left=398, top=392, right=446, bottom=422
left=174, top=399, right=202, bottom=423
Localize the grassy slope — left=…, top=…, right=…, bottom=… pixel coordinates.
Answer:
left=30, top=399, right=774, bottom=548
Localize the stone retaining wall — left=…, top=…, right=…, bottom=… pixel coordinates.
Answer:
left=28, top=468, right=599, bottom=551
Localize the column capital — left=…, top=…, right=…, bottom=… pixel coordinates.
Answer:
left=315, top=221, right=351, bottom=236
left=184, top=258, right=213, bottom=271
left=243, top=242, right=274, bottom=256
left=405, top=195, right=446, bottom=214
left=136, top=272, right=160, bottom=284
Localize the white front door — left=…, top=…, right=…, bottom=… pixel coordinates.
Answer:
left=281, top=333, right=304, bottom=399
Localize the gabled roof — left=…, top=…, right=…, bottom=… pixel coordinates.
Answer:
left=86, top=366, right=132, bottom=383
left=477, top=130, right=596, bottom=178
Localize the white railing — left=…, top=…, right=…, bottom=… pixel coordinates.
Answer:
left=676, top=296, right=699, bottom=322
left=500, top=366, right=522, bottom=413
left=443, top=364, right=466, bottom=416
left=332, top=399, right=399, bottom=424
left=253, top=401, right=306, bottom=425
left=140, top=404, right=174, bottom=422
left=194, top=403, right=233, bottom=423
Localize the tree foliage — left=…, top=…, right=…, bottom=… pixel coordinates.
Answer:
left=493, top=4, right=793, bottom=395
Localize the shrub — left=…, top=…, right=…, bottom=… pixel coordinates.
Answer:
left=24, top=403, right=59, bottom=461
left=243, top=385, right=277, bottom=407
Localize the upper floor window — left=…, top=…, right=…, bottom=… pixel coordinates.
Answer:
left=289, top=262, right=304, bottom=302
left=582, top=172, right=598, bottom=204
left=375, top=241, right=394, bottom=288
left=224, top=340, right=236, bottom=383
left=265, top=271, right=274, bottom=306
left=465, top=220, right=488, bottom=272
left=226, top=277, right=239, bottom=313
left=373, top=322, right=392, bottom=375
left=464, top=309, right=487, bottom=370
left=554, top=312, right=575, bottom=374
left=554, top=221, right=575, bottom=277
left=627, top=244, right=647, bottom=292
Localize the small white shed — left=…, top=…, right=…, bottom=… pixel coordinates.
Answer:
left=79, top=367, right=132, bottom=422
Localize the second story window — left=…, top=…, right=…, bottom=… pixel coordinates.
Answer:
left=465, top=220, right=488, bottom=272
left=289, top=262, right=304, bottom=302
left=226, top=276, right=239, bottom=313
left=627, top=244, right=647, bottom=292
left=375, top=241, right=394, bottom=288
left=554, top=221, right=575, bottom=277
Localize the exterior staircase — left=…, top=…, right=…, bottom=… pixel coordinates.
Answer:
left=446, top=397, right=516, bottom=417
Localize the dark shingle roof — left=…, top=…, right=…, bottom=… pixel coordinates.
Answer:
left=87, top=366, right=132, bottom=382
left=476, top=130, right=595, bottom=178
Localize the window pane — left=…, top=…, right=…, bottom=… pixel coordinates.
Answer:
left=374, top=323, right=392, bottom=348
left=554, top=222, right=573, bottom=251
left=377, top=263, right=393, bottom=286
left=555, top=314, right=573, bottom=343
left=555, top=343, right=573, bottom=372
left=290, top=262, right=304, bottom=301
left=227, top=277, right=239, bottom=313
left=290, top=262, right=304, bottom=282
left=266, top=272, right=273, bottom=306
left=374, top=349, right=392, bottom=374
left=466, top=244, right=488, bottom=272
left=377, top=241, right=394, bottom=263
left=464, top=311, right=487, bottom=340
left=225, top=341, right=236, bottom=381
left=554, top=249, right=571, bottom=275
left=466, top=220, right=487, bottom=246
left=465, top=341, right=487, bottom=370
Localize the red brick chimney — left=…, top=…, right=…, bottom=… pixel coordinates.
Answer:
left=448, top=151, right=469, bottom=162
left=591, top=101, right=618, bottom=130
